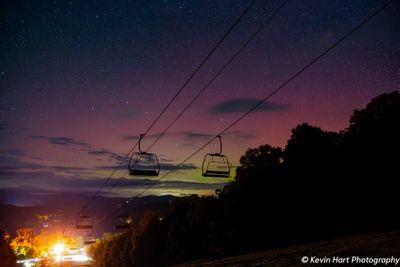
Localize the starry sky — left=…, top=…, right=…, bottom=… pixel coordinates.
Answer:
left=1, top=0, right=399, bottom=203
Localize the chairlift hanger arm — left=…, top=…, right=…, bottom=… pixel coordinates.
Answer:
left=217, top=135, right=222, bottom=154
left=128, top=136, right=160, bottom=176
left=138, top=134, right=145, bottom=153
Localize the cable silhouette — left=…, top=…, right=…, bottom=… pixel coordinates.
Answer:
left=82, top=143, right=139, bottom=209
left=101, top=0, right=290, bottom=199
left=73, top=0, right=259, bottom=222
left=106, top=0, right=396, bottom=218
left=83, top=0, right=260, bottom=204
left=145, top=0, right=290, bottom=152
left=140, top=0, right=258, bottom=136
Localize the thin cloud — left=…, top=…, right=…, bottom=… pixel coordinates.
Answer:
left=112, top=178, right=227, bottom=189
left=121, top=132, right=173, bottom=141
left=30, top=135, right=90, bottom=147
left=177, top=131, right=256, bottom=149
left=81, top=148, right=125, bottom=162
left=121, top=130, right=255, bottom=152
left=181, top=131, right=214, bottom=141
left=0, top=170, right=226, bottom=194
left=29, top=134, right=125, bottom=161
left=0, top=122, right=8, bottom=131
left=0, top=155, right=43, bottom=171
left=95, top=162, right=197, bottom=171
left=0, top=158, right=92, bottom=176
left=122, top=131, right=254, bottom=143
left=160, top=162, right=198, bottom=171
left=2, top=149, right=26, bottom=157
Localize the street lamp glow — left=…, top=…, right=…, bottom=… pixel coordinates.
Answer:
left=53, top=243, right=64, bottom=255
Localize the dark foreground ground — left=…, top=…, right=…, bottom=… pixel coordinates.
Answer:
left=172, top=231, right=400, bottom=267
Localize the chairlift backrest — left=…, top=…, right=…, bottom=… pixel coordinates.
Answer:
left=202, top=153, right=230, bottom=178
left=202, top=136, right=230, bottom=178
left=114, top=214, right=133, bottom=230
left=128, top=134, right=160, bottom=176
left=76, top=213, right=94, bottom=230
left=84, top=233, right=96, bottom=245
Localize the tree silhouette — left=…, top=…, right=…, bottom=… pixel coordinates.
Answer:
left=0, top=229, right=17, bottom=267
left=340, top=91, right=400, bottom=230
left=89, top=91, right=400, bottom=267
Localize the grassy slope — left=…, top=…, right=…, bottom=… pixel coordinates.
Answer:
left=172, top=231, right=400, bottom=267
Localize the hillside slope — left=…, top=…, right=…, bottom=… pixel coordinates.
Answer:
left=172, top=231, right=400, bottom=267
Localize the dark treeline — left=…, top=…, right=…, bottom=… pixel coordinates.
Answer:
left=89, top=91, right=400, bottom=267
left=0, top=229, right=17, bottom=267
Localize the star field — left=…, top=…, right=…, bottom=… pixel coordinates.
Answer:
left=0, top=0, right=399, bottom=201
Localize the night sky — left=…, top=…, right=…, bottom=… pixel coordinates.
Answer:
left=1, top=0, right=399, bottom=203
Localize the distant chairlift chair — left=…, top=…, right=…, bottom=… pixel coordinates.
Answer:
left=83, top=233, right=96, bottom=245
left=114, top=214, right=133, bottom=230
left=75, top=208, right=94, bottom=230
left=202, top=135, right=230, bottom=178
left=128, top=134, right=160, bottom=176
left=68, top=240, right=79, bottom=251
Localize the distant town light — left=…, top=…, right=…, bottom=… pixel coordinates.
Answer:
left=53, top=243, right=64, bottom=255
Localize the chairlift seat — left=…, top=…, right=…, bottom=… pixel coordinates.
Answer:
left=76, top=215, right=94, bottom=230
left=202, top=153, right=230, bottom=178
left=203, top=170, right=230, bottom=177
left=114, top=224, right=131, bottom=229
left=76, top=225, right=93, bottom=230
left=128, top=152, right=160, bottom=176
left=129, top=169, right=159, bottom=176
left=84, top=234, right=96, bottom=245
left=114, top=214, right=133, bottom=230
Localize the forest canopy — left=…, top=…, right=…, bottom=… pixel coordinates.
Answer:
left=88, top=91, right=400, bottom=267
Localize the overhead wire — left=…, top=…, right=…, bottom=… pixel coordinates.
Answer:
left=101, top=0, right=294, bottom=217
left=65, top=0, right=259, bottom=232
left=86, top=0, right=261, bottom=203
left=80, top=0, right=258, bottom=210
left=145, top=0, right=290, bottom=152
left=103, top=0, right=290, bottom=199
left=82, top=143, right=139, bottom=209
left=106, top=0, right=396, bottom=218
left=140, top=0, right=259, bottom=136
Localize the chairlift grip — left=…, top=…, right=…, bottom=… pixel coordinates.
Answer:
left=138, top=134, right=145, bottom=153
left=217, top=135, right=222, bottom=154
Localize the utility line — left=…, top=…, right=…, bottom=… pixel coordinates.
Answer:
left=82, top=0, right=259, bottom=206
left=145, top=0, right=290, bottom=152
left=107, top=0, right=396, bottom=218
left=77, top=0, right=259, bottom=212
left=142, top=0, right=258, bottom=136
left=103, top=0, right=289, bottom=200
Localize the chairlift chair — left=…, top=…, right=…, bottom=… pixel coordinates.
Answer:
left=83, top=233, right=96, bottom=245
left=128, top=134, right=160, bottom=176
left=114, top=214, right=133, bottom=230
left=75, top=208, right=94, bottom=230
left=69, top=241, right=79, bottom=251
left=202, top=135, right=230, bottom=178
